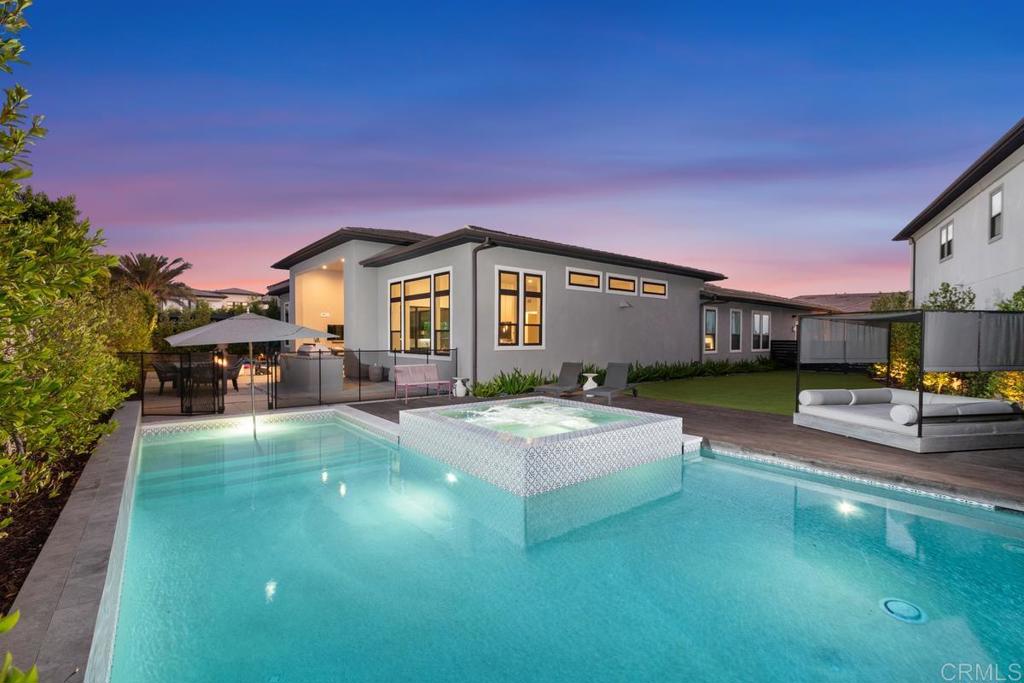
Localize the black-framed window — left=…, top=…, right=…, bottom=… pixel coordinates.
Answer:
left=524, top=273, right=543, bottom=346
left=388, top=271, right=450, bottom=354
left=389, top=282, right=402, bottom=351
left=990, top=189, right=1003, bottom=240
left=939, top=222, right=953, bottom=260
left=641, top=280, right=667, bottom=297
left=607, top=275, right=636, bottom=293
left=403, top=276, right=431, bottom=353
left=567, top=269, right=601, bottom=289
left=498, top=270, right=519, bottom=346
left=433, top=272, right=450, bottom=355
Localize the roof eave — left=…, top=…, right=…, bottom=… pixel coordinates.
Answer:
left=892, top=116, right=1024, bottom=242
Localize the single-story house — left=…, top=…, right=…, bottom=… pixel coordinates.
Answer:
left=700, top=284, right=829, bottom=361
left=164, top=287, right=269, bottom=311
left=794, top=291, right=905, bottom=313
left=270, top=225, right=818, bottom=383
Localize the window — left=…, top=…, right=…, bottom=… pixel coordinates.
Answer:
left=606, top=274, right=637, bottom=295
left=566, top=267, right=602, bottom=291
left=939, top=222, right=953, bottom=260
left=389, top=282, right=402, bottom=351
left=752, top=312, right=771, bottom=351
left=704, top=307, right=718, bottom=353
left=433, top=272, right=450, bottom=353
left=729, top=309, right=742, bottom=352
left=990, top=189, right=1003, bottom=240
left=524, top=273, right=543, bottom=346
left=498, top=270, right=519, bottom=346
left=641, top=279, right=668, bottom=298
left=496, top=267, right=545, bottom=349
left=387, top=269, right=451, bottom=354
left=403, top=276, right=431, bottom=353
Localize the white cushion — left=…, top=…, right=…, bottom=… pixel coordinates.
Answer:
left=890, top=404, right=918, bottom=425
left=849, top=388, right=892, bottom=405
left=799, top=389, right=853, bottom=406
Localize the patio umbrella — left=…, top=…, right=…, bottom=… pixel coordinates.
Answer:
left=165, top=313, right=337, bottom=438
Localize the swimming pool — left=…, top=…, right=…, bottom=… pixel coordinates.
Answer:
left=100, top=415, right=1024, bottom=682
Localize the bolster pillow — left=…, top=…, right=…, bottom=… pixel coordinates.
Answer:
left=799, top=389, right=854, bottom=406
left=890, top=404, right=918, bottom=425
left=956, top=401, right=1015, bottom=417
left=849, top=388, right=893, bottom=405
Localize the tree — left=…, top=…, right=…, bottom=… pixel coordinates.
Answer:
left=112, top=252, right=193, bottom=305
left=988, top=286, right=1024, bottom=404
left=921, top=282, right=976, bottom=310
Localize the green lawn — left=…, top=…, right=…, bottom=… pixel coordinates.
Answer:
left=636, top=370, right=880, bottom=415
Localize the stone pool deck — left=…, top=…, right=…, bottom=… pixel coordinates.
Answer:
left=354, top=395, right=1024, bottom=512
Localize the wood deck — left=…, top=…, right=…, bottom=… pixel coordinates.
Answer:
left=353, top=394, right=1024, bottom=511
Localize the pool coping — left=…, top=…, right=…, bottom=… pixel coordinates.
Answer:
left=5, top=402, right=141, bottom=683
left=703, top=437, right=1024, bottom=513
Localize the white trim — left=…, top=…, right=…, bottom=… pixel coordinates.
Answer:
left=751, top=310, right=771, bottom=352
left=639, top=277, right=669, bottom=299
left=703, top=306, right=718, bottom=354
left=729, top=308, right=742, bottom=352
left=384, top=266, right=453, bottom=355
left=494, top=265, right=547, bottom=351
left=605, top=272, right=638, bottom=296
left=565, top=266, right=604, bottom=292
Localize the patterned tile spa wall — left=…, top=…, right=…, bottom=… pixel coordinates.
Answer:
left=399, top=397, right=683, bottom=497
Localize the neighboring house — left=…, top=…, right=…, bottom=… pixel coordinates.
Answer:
left=267, top=279, right=290, bottom=322
left=271, top=225, right=728, bottom=383
left=794, top=292, right=904, bottom=313
left=893, top=116, right=1024, bottom=308
left=169, top=287, right=267, bottom=311
left=700, top=284, right=828, bottom=361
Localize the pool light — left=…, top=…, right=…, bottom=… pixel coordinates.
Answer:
left=445, top=472, right=458, bottom=485
left=320, top=470, right=329, bottom=484
left=338, top=482, right=347, bottom=497
left=264, top=580, right=277, bottom=603
left=836, top=500, right=859, bottom=517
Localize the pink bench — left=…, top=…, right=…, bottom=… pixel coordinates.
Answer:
left=393, top=364, right=452, bottom=403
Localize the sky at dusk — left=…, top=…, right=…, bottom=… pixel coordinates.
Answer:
left=20, top=2, right=1024, bottom=297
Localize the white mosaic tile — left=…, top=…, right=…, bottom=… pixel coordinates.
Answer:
left=399, top=397, right=683, bottom=497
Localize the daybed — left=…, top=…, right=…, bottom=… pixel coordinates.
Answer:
left=794, top=387, right=1024, bottom=453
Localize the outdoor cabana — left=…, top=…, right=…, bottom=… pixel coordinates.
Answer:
left=794, top=310, right=1024, bottom=452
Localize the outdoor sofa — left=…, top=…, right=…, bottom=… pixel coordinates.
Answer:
left=793, top=387, right=1024, bottom=453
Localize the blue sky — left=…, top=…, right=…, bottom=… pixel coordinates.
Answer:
left=21, top=1, right=1024, bottom=295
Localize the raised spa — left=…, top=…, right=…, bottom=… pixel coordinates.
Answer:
left=399, top=397, right=683, bottom=496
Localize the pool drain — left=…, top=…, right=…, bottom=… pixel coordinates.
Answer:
left=880, top=598, right=927, bottom=624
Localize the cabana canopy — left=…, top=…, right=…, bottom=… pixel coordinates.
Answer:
left=799, top=310, right=1024, bottom=372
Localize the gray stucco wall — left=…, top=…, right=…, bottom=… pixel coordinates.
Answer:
left=911, top=145, right=1024, bottom=308
left=699, top=301, right=802, bottom=362
left=473, top=246, right=705, bottom=381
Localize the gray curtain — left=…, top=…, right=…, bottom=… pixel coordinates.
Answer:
left=799, top=318, right=888, bottom=364
left=922, top=311, right=1024, bottom=371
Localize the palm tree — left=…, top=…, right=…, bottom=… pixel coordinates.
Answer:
left=112, top=253, right=194, bottom=305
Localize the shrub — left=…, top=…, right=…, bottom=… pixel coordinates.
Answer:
left=471, top=357, right=777, bottom=397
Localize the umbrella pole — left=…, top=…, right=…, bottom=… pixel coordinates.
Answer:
left=249, top=341, right=256, bottom=439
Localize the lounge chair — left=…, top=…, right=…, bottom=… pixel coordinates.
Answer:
left=153, top=362, right=179, bottom=395
left=534, top=362, right=583, bottom=397
left=586, top=363, right=637, bottom=404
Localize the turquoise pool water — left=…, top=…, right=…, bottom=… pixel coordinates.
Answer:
left=107, top=418, right=1024, bottom=682
left=438, top=399, right=635, bottom=438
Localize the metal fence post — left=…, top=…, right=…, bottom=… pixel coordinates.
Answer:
left=357, top=349, right=362, bottom=402
left=318, top=350, right=323, bottom=405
